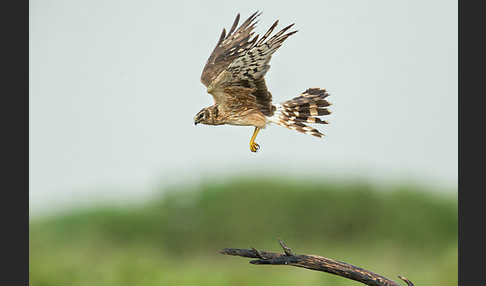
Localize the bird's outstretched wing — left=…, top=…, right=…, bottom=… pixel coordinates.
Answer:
left=200, top=11, right=261, bottom=89
left=201, top=12, right=297, bottom=116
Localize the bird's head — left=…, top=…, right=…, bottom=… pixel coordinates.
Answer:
left=193, top=108, right=209, bottom=125
left=194, top=105, right=219, bottom=125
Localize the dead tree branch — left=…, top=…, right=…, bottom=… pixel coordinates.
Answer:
left=220, top=239, right=414, bottom=286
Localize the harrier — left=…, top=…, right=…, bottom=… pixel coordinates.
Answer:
left=195, top=12, right=332, bottom=152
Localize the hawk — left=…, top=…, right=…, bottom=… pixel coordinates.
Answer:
left=195, top=12, right=332, bottom=152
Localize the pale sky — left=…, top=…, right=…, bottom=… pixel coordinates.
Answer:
left=30, top=0, right=457, bottom=216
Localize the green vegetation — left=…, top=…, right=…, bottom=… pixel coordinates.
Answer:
left=30, top=177, right=457, bottom=286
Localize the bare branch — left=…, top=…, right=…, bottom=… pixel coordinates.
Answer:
left=398, top=275, right=415, bottom=286
left=220, top=240, right=414, bottom=286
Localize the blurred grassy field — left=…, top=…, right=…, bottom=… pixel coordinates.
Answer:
left=30, top=177, right=457, bottom=286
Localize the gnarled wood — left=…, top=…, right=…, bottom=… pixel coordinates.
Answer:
left=220, top=240, right=414, bottom=286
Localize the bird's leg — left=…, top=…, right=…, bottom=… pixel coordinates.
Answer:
left=249, top=127, right=261, bottom=152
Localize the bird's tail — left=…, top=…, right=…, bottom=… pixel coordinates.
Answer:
left=268, top=88, right=331, bottom=138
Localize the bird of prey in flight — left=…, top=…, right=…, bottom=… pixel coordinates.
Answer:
left=195, top=12, right=332, bottom=152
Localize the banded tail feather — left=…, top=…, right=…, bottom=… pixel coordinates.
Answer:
left=268, top=88, right=331, bottom=138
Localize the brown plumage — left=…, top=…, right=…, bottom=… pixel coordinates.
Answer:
left=195, top=12, right=332, bottom=152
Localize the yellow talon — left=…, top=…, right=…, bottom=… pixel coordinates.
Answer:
left=250, top=142, right=260, bottom=152
left=249, top=127, right=261, bottom=153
